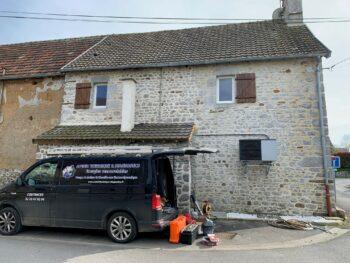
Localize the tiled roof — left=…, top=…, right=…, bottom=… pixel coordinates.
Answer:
left=0, top=21, right=331, bottom=79
left=62, top=21, right=331, bottom=72
left=33, top=123, right=194, bottom=144
left=0, top=36, right=104, bottom=80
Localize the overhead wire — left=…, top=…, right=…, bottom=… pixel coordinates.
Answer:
left=0, top=10, right=350, bottom=24
left=0, top=15, right=227, bottom=25
left=0, top=14, right=350, bottom=25
left=0, top=10, right=349, bottom=21
left=324, top=58, right=350, bottom=71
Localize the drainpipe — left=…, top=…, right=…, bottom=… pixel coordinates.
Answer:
left=316, top=56, right=332, bottom=216
left=0, top=80, right=4, bottom=124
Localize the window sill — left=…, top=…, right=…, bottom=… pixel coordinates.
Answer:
left=216, top=101, right=234, bottom=104
left=92, top=106, right=107, bottom=111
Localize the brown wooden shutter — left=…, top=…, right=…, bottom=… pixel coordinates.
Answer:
left=235, top=73, right=256, bottom=103
left=74, top=83, right=92, bottom=109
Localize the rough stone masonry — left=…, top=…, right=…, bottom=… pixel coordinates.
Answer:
left=36, top=57, right=334, bottom=216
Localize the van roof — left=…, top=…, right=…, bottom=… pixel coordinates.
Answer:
left=39, top=147, right=218, bottom=161
left=42, top=154, right=152, bottom=162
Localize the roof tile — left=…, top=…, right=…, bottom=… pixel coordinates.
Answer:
left=0, top=36, right=104, bottom=79
left=0, top=21, right=331, bottom=79
left=34, top=123, right=194, bottom=143
left=62, top=21, right=330, bottom=72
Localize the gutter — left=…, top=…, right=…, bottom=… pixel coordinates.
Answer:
left=0, top=72, right=63, bottom=81
left=60, top=52, right=331, bottom=73
left=195, top=133, right=270, bottom=139
left=32, top=137, right=190, bottom=145
left=316, top=56, right=332, bottom=216
left=0, top=53, right=331, bottom=80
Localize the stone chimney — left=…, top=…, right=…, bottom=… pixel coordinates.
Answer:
left=120, top=78, right=136, bottom=132
left=273, top=0, right=303, bottom=26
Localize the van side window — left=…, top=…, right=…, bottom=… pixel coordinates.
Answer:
left=24, top=162, right=57, bottom=186
left=60, top=159, right=147, bottom=186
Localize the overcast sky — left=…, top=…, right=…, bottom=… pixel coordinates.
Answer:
left=0, top=0, right=349, bottom=146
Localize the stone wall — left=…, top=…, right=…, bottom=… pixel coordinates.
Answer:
left=0, top=169, right=22, bottom=186
left=51, top=58, right=333, bottom=215
left=190, top=135, right=333, bottom=215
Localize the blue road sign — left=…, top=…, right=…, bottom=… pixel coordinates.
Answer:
left=332, top=156, right=341, bottom=169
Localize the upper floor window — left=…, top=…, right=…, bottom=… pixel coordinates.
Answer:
left=216, top=74, right=256, bottom=104
left=217, top=77, right=235, bottom=104
left=93, top=83, right=108, bottom=108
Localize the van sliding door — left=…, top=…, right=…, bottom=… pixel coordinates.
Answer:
left=52, top=159, right=95, bottom=228
left=51, top=157, right=149, bottom=229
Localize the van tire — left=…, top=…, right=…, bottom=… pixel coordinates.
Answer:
left=107, top=212, right=137, bottom=243
left=0, top=207, right=22, bottom=236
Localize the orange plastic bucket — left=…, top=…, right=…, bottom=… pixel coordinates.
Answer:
left=169, top=215, right=187, bottom=244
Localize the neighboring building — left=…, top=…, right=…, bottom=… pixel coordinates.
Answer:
left=333, top=147, right=349, bottom=153
left=0, top=36, right=105, bottom=185
left=0, top=0, right=335, bottom=215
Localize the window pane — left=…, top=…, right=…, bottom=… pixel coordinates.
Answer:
left=96, top=85, right=107, bottom=106
left=25, top=162, right=57, bottom=186
left=219, top=78, right=232, bottom=102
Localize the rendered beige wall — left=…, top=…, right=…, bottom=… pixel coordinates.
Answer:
left=0, top=77, right=63, bottom=184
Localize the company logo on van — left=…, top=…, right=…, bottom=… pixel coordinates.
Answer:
left=62, top=165, right=75, bottom=179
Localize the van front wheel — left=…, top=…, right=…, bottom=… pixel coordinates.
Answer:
left=0, top=207, right=22, bottom=236
left=107, top=212, right=137, bottom=243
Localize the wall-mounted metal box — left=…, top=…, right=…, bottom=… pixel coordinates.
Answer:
left=239, top=139, right=277, bottom=161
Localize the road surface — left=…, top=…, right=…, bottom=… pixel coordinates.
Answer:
left=335, top=178, right=350, bottom=212
left=0, top=227, right=349, bottom=263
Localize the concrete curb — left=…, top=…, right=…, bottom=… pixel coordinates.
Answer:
left=4, top=227, right=349, bottom=252
left=160, top=227, right=349, bottom=251
left=62, top=228, right=350, bottom=263
left=212, top=212, right=344, bottom=226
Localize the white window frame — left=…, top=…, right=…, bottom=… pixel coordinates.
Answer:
left=93, top=83, right=108, bottom=109
left=216, top=76, right=236, bottom=104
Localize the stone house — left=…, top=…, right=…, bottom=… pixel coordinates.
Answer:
left=0, top=0, right=335, bottom=216
left=0, top=36, right=105, bottom=184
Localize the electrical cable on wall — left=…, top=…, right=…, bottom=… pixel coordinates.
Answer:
left=324, top=58, right=350, bottom=71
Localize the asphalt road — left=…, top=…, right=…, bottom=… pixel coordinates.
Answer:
left=335, top=178, right=350, bottom=212
left=0, top=227, right=349, bottom=263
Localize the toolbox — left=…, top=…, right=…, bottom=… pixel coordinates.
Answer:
left=180, top=224, right=199, bottom=245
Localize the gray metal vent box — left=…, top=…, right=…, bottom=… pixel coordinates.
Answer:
left=239, top=139, right=277, bottom=161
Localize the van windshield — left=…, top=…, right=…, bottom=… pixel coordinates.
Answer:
left=154, top=157, right=176, bottom=207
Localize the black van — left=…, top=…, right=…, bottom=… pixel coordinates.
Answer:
left=0, top=148, right=216, bottom=243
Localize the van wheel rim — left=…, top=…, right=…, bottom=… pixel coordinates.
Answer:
left=110, top=216, right=132, bottom=241
left=0, top=211, right=16, bottom=233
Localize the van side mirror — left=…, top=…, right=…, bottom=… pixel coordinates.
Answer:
left=16, top=177, right=23, bottom=186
